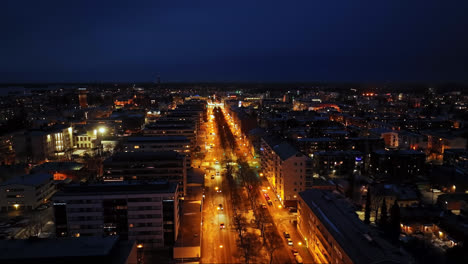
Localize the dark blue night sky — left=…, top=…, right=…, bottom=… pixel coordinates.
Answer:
left=1, top=0, right=467, bottom=83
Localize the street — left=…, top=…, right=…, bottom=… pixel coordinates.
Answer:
left=199, top=103, right=315, bottom=263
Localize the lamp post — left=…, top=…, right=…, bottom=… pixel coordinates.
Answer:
left=137, top=243, right=144, bottom=264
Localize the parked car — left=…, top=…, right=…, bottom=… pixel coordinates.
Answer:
left=295, top=254, right=303, bottom=264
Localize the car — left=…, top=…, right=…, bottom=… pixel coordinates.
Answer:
left=283, top=232, right=290, bottom=239
left=287, top=238, right=293, bottom=246
left=260, top=203, right=267, bottom=209
left=211, top=175, right=215, bottom=179
left=215, top=160, right=219, bottom=165
left=291, top=248, right=299, bottom=255
left=295, top=254, right=303, bottom=264
left=267, top=200, right=273, bottom=206
left=220, top=223, right=225, bottom=229
left=218, top=204, right=223, bottom=210
left=216, top=171, right=220, bottom=176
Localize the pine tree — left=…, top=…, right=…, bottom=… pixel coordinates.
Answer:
left=390, top=200, right=401, bottom=242
left=379, top=198, right=388, bottom=228
left=364, top=187, right=371, bottom=224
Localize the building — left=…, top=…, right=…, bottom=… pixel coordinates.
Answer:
left=443, top=149, right=468, bottom=168
left=425, top=130, right=467, bottom=161
left=260, top=136, right=313, bottom=207
left=295, top=137, right=336, bottom=155
left=78, top=87, right=88, bottom=108
left=13, top=124, right=74, bottom=163
left=370, top=150, right=426, bottom=182
left=312, top=151, right=363, bottom=178
left=30, top=162, right=85, bottom=181
left=122, top=136, right=191, bottom=165
left=0, top=236, right=137, bottom=264
left=0, top=173, right=55, bottom=212
left=297, top=189, right=410, bottom=264
left=143, top=123, right=196, bottom=148
left=103, top=151, right=187, bottom=195
left=398, top=131, right=425, bottom=151
left=369, top=128, right=399, bottom=149
left=53, top=181, right=179, bottom=249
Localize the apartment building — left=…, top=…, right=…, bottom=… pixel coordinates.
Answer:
left=260, top=136, right=313, bottom=207
left=122, top=136, right=191, bottom=165
left=297, top=189, right=409, bottom=264
left=53, top=181, right=179, bottom=249
left=103, top=151, right=187, bottom=195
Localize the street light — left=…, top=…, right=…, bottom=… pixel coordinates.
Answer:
left=137, top=243, right=144, bottom=264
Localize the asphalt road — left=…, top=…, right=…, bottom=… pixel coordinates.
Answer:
left=201, top=104, right=316, bottom=263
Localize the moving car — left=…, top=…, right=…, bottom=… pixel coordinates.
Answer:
left=218, top=204, right=223, bottom=210
left=220, top=223, right=225, bottom=229
left=283, top=232, right=290, bottom=238
left=287, top=238, right=293, bottom=246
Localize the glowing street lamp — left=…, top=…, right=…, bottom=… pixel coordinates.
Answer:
left=137, top=243, right=144, bottom=249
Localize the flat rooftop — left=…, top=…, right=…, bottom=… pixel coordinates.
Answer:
left=1, top=173, right=52, bottom=187
left=104, top=151, right=184, bottom=162
left=0, top=236, right=119, bottom=259
left=31, top=162, right=85, bottom=172
left=54, top=181, right=178, bottom=197
left=299, top=189, right=407, bottom=264
left=174, top=200, right=202, bottom=247
left=125, top=136, right=189, bottom=143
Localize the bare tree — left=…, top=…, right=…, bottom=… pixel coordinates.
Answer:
left=238, top=231, right=261, bottom=264
left=233, top=213, right=248, bottom=244
left=264, top=228, right=283, bottom=264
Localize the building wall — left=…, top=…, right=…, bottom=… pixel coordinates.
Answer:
left=103, top=156, right=187, bottom=196
left=297, top=197, right=351, bottom=264
left=260, top=138, right=313, bottom=207
left=54, top=190, right=179, bottom=249
left=123, top=140, right=191, bottom=165
left=0, top=176, right=55, bottom=211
